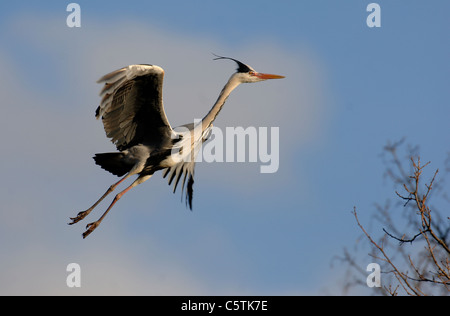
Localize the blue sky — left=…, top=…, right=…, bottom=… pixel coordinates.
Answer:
left=0, top=1, right=448, bottom=295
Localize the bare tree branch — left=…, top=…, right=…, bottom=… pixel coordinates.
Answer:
left=337, top=140, right=450, bottom=295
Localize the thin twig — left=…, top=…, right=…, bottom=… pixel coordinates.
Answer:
left=382, top=228, right=426, bottom=245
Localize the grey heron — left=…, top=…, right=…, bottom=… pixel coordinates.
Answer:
left=69, top=56, right=284, bottom=238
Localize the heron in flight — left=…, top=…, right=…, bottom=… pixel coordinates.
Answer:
left=69, top=55, right=284, bottom=238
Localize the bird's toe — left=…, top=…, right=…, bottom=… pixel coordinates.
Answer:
left=68, top=211, right=89, bottom=225
left=82, top=221, right=99, bottom=239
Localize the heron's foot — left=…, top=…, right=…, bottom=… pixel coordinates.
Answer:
left=82, top=221, right=100, bottom=239
left=68, top=210, right=91, bottom=225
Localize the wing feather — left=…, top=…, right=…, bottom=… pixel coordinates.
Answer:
left=96, top=64, right=173, bottom=151
left=162, top=124, right=212, bottom=209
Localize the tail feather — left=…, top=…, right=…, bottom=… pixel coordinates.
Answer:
left=93, top=152, right=132, bottom=177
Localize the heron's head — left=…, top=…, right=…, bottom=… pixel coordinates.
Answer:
left=213, top=55, right=285, bottom=83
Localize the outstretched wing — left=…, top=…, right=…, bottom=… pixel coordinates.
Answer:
left=162, top=123, right=212, bottom=210
left=96, top=64, right=173, bottom=151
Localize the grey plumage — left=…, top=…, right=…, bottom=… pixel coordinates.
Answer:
left=69, top=59, right=284, bottom=238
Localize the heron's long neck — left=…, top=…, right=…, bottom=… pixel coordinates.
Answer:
left=202, top=75, right=241, bottom=130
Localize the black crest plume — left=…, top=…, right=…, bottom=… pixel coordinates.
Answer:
left=212, top=54, right=252, bottom=73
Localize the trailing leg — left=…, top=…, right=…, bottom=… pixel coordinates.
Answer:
left=68, top=173, right=131, bottom=225
left=82, top=174, right=153, bottom=238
